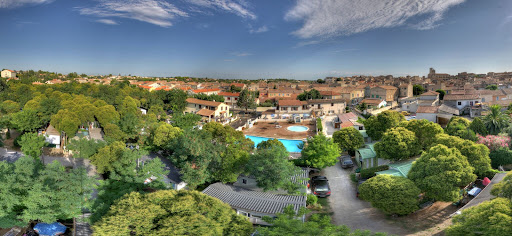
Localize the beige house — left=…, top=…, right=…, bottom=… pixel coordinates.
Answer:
left=190, top=88, right=221, bottom=95
left=1, top=69, right=16, bottom=78
left=366, top=85, right=398, bottom=105
left=276, top=100, right=309, bottom=118
left=185, top=98, right=230, bottom=122
left=307, top=99, right=346, bottom=116
left=218, top=92, right=240, bottom=109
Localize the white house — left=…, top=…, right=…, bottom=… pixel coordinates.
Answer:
left=1, top=69, right=16, bottom=78
left=44, top=125, right=61, bottom=148
left=443, top=94, right=481, bottom=111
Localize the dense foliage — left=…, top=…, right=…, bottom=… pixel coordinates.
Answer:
left=483, top=105, right=510, bottom=135
left=359, top=165, right=389, bottom=179
left=408, top=144, right=476, bottom=202
left=92, top=190, right=253, bottom=236
left=374, top=127, right=419, bottom=161
left=297, top=89, right=321, bottom=101
left=489, top=148, right=512, bottom=169
left=300, top=134, right=340, bottom=169
left=412, top=85, right=425, bottom=96
left=491, top=171, right=512, bottom=199
left=18, top=132, right=46, bottom=159
left=402, top=119, right=444, bottom=150
left=363, top=111, right=405, bottom=140
left=359, top=175, right=421, bottom=215
left=333, top=127, right=364, bottom=153
left=445, top=117, right=476, bottom=141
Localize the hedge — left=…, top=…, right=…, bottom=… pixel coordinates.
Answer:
left=360, top=165, right=389, bottom=179
left=316, top=118, right=323, bottom=132
left=306, top=194, right=318, bottom=206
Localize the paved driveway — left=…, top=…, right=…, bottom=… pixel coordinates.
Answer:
left=323, top=161, right=408, bottom=235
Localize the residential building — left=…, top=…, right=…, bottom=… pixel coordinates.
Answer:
left=443, top=94, right=482, bottom=115
left=355, top=143, right=389, bottom=169
left=360, top=98, right=387, bottom=108
left=398, top=83, right=413, bottom=98
left=366, top=85, right=398, bottom=106
left=399, top=97, right=418, bottom=113
left=375, top=159, right=415, bottom=178
left=418, top=91, right=440, bottom=106
left=268, top=89, right=300, bottom=98
left=190, top=88, right=221, bottom=95
left=43, top=125, right=61, bottom=149
left=1, top=69, right=16, bottom=78
left=218, top=92, right=240, bottom=109
left=320, top=91, right=342, bottom=99
left=185, top=98, right=230, bottom=122
left=416, top=106, right=439, bottom=123
left=307, top=99, right=346, bottom=116
left=276, top=100, right=309, bottom=118
left=332, top=112, right=363, bottom=130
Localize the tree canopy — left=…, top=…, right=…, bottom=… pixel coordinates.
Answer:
left=169, top=113, right=201, bottom=130
left=67, top=137, right=106, bottom=159
left=446, top=198, right=512, bottom=236
left=483, top=105, right=510, bottom=135
left=491, top=171, right=512, bottom=199
left=18, top=132, right=46, bottom=159
left=375, top=127, right=419, bottom=161
left=359, top=175, right=421, bottom=215
left=237, top=89, right=257, bottom=112
left=333, top=127, right=364, bottom=153
left=297, top=89, right=321, bottom=101
left=469, top=117, right=488, bottom=136
left=300, top=134, right=340, bottom=169
left=92, top=190, right=253, bottom=236
left=445, top=117, right=477, bottom=141
left=363, top=111, right=405, bottom=140
left=408, top=144, right=476, bottom=202
left=402, top=119, right=444, bottom=150
left=413, top=85, right=425, bottom=96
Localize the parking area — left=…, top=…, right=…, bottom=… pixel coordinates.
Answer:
left=322, top=161, right=409, bottom=235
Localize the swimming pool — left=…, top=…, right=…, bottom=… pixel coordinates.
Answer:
left=245, top=135, right=303, bottom=153
left=287, top=125, right=309, bottom=132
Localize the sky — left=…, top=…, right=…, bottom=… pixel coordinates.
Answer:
left=0, top=0, right=511, bottom=80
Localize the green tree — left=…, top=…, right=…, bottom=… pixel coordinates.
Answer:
left=489, top=148, right=512, bottom=169
left=359, top=175, right=421, bottom=215
left=0, top=100, right=20, bottom=114
left=67, top=137, right=106, bottom=159
left=485, top=84, right=498, bottom=90
left=363, top=111, right=405, bottom=140
left=483, top=105, right=510, bottom=135
left=90, top=141, right=126, bottom=174
left=149, top=122, right=182, bottom=148
left=403, top=119, right=444, bottom=150
left=446, top=198, right=512, bottom=236
left=332, top=127, right=364, bottom=154
left=103, top=123, right=127, bottom=142
left=408, top=144, right=476, bottom=202
left=166, top=89, right=188, bottom=113
left=95, top=105, right=120, bottom=127
left=435, top=89, right=446, bottom=100
left=92, top=190, right=252, bottom=236
left=0, top=156, right=96, bottom=228
left=492, top=171, right=512, bottom=199
left=434, top=134, right=493, bottom=177
left=297, top=89, right=322, bottom=101
left=446, top=117, right=476, bottom=141
left=18, top=132, right=46, bottom=159
left=247, top=139, right=302, bottom=191
left=257, top=206, right=386, bottom=236
left=169, top=113, right=201, bottom=130
left=375, top=127, right=419, bottom=161
left=119, top=112, right=141, bottom=139
left=237, top=89, right=257, bottom=113
left=12, top=109, right=45, bottom=133
left=413, top=85, right=425, bottom=96
left=50, top=109, right=81, bottom=138
left=469, top=117, right=488, bottom=136
left=300, top=134, right=340, bottom=169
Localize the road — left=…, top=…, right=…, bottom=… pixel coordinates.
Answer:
left=323, top=161, right=408, bottom=235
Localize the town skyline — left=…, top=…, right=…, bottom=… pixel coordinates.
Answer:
left=1, top=0, right=511, bottom=80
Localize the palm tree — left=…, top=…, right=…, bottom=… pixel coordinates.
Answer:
left=483, top=105, right=511, bottom=135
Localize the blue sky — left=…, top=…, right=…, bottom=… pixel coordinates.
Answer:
left=0, top=0, right=511, bottom=80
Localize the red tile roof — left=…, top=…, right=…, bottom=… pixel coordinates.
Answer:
left=186, top=98, right=222, bottom=107
left=218, top=92, right=240, bottom=97
left=416, top=106, right=439, bottom=114
left=196, top=108, right=215, bottom=117
left=278, top=100, right=306, bottom=106
left=192, top=88, right=220, bottom=93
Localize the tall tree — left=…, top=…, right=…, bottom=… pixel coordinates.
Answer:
left=67, top=137, right=106, bottom=159
left=446, top=198, right=512, bottom=236
left=469, top=117, right=488, bottom=136
left=94, top=105, right=120, bottom=127
left=402, top=119, right=444, bottom=150
left=92, top=190, right=252, bottom=236
left=446, top=117, right=477, bottom=141
left=50, top=109, right=81, bottom=138
left=297, top=89, right=321, bottom=101
left=90, top=141, right=127, bottom=174
left=375, top=127, right=419, bottom=161
left=149, top=122, right=182, bottom=148
left=18, top=132, right=46, bottom=160
left=491, top=171, right=512, bottom=199
left=408, top=144, right=477, bottom=202
left=169, top=113, right=201, bottom=130
left=363, top=111, right=405, bottom=140
left=359, top=175, right=421, bottom=215
left=247, top=139, right=302, bottom=192
left=300, top=134, right=340, bottom=169
left=435, top=89, right=446, bottom=100
left=485, top=84, right=498, bottom=90
left=483, top=105, right=510, bottom=135
left=332, top=127, right=364, bottom=155
left=166, top=89, right=188, bottom=113
left=12, top=109, right=45, bottom=133
left=412, top=85, right=425, bottom=96
left=237, top=89, right=257, bottom=113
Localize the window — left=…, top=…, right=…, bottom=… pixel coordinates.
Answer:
left=331, top=103, right=334, bottom=106
left=235, top=98, right=238, bottom=100
left=242, top=179, right=247, bottom=184
left=359, top=126, right=363, bottom=130
left=199, top=105, right=202, bottom=109
left=372, top=95, right=374, bottom=98
left=458, top=102, right=462, bottom=106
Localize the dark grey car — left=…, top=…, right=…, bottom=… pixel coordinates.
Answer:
left=312, top=176, right=331, bottom=197
left=341, top=156, right=354, bottom=169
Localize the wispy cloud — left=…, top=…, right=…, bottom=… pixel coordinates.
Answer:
left=249, top=25, right=268, bottom=34
left=230, top=52, right=252, bottom=57
left=285, top=0, right=466, bottom=38
left=294, top=40, right=321, bottom=48
left=0, top=0, right=54, bottom=8
left=188, top=0, right=256, bottom=20
left=78, top=0, right=188, bottom=27
left=96, top=19, right=118, bottom=25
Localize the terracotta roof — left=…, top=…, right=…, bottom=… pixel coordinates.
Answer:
left=361, top=98, right=384, bottom=105
left=398, top=84, right=410, bottom=88
left=278, top=100, right=306, bottom=106
left=218, top=92, right=240, bottom=97
left=378, top=85, right=398, bottom=90
left=416, top=106, right=439, bottom=114
left=320, top=91, right=341, bottom=96
left=196, top=108, right=215, bottom=117
left=230, top=83, right=246, bottom=88
left=421, top=91, right=439, bottom=96
left=307, top=99, right=346, bottom=104
left=186, top=98, right=222, bottom=107
left=501, top=88, right=512, bottom=95
left=443, top=94, right=480, bottom=101
left=192, top=88, right=220, bottom=93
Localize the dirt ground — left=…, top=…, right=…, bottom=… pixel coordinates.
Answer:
left=243, top=121, right=316, bottom=139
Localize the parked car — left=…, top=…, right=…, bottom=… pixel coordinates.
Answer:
left=311, top=176, right=331, bottom=197
left=341, top=156, right=354, bottom=169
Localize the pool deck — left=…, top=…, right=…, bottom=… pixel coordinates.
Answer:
left=243, top=121, right=315, bottom=140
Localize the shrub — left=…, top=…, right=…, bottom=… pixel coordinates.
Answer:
left=477, top=135, right=510, bottom=151
left=489, top=148, right=512, bottom=169
left=316, top=118, right=323, bottom=132
left=360, top=165, right=389, bottom=179
left=306, top=194, right=318, bottom=206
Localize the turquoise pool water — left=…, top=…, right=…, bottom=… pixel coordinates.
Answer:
left=287, top=126, right=309, bottom=132
left=245, top=135, right=303, bottom=153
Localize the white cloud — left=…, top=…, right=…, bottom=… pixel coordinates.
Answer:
left=285, top=0, right=466, bottom=38
left=230, top=52, right=252, bottom=57
left=96, top=19, right=118, bottom=25
left=79, top=0, right=188, bottom=27
left=249, top=25, right=268, bottom=34
left=0, top=0, right=53, bottom=8
left=188, top=0, right=256, bottom=20
left=294, top=40, right=321, bottom=48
